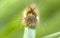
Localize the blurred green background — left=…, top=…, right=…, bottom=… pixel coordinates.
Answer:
left=0, top=0, right=60, bottom=38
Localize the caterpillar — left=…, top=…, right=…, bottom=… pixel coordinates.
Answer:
left=22, top=4, right=39, bottom=29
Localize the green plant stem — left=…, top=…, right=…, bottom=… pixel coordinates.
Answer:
left=23, top=27, right=35, bottom=38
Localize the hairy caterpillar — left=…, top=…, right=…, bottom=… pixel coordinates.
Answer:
left=22, top=4, right=39, bottom=29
